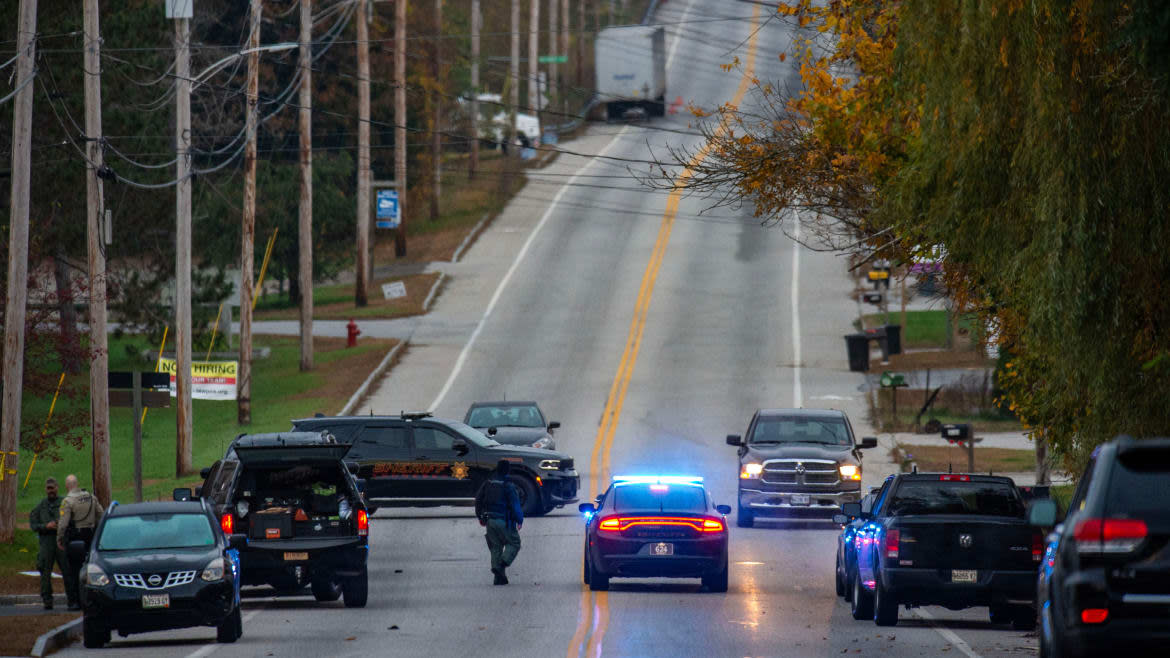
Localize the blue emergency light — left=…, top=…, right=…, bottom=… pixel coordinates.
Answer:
left=611, top=475, right=704, bottom=485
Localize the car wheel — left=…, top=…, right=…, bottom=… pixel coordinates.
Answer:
left=216, top=605, right=242, bottom=643
left=311, top=577, right=342, bottom=602
left=702, top=556, right=729, bottom=593
left=835, top=555, right=846, bottom=598
left=588, top=555, right=609, bottom=591
left=873, top=574, right=898, bottom=626
left=843, top=564, right=854, bottom=603
left=736, top=504, right=754, bottom=528
left=342, top=569, right=369, bottom=608
left=82, top=616, right=110, bottom=649
left=515, top=476, right=544, bottom=517
left=583, top=548, right=591, bottom=586
left=850, top=571, right=874, bottom=621
left=1011, top=604, right=1037, bottom=631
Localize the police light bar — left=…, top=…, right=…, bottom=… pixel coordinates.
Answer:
left=612, top=475, right=704, bottom=485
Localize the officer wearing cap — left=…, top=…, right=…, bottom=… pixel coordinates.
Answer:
left=29, top=477, right=70, bottom=609
left=56, top=474, right=103, bottom=610
left=474, top=460, right=524, bottom=585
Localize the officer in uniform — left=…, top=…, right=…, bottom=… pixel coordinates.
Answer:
left=29, top=477, right=70, bottom=610
left=474, top=460, right=524, bottom=585
left=56, top=474, right=103, bottom=610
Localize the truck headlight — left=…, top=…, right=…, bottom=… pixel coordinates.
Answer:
left=85, top=563, right=109, bottom=587
left=539, top=459, right=561, bottom=470
left=201, top=557, right=226, bottom=582
left=740, top=463, right=763, bottom=479
left=839, top=464, right=861, bottom=480
left=532, top=437, right=554, bottom=450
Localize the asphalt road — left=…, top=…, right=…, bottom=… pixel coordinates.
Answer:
left=59, top=2, right=1038, bottom=656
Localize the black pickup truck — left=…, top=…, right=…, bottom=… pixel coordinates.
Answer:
left=846, top=472, right=1041, bottom=628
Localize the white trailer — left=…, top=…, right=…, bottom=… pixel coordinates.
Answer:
left=595, top=25, right=667, bottom=120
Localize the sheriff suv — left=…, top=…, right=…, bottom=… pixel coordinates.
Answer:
left=728, top=408, right=877, bottom=527
left=290, top=412, right=579, bottom=516
left=199, top=431, right=370, bottom=607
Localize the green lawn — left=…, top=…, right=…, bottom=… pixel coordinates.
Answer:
left=860, top=310, right=978, bottom=349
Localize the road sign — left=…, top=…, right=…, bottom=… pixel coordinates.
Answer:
left=376, top=188, right=400, bottom=229
left=538, top=55, right=568, bottom=63
left=382, top=281, right=407, bottom=300
left=868, top=270, right=889, bottom=280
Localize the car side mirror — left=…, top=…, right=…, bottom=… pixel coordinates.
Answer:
left=452, top=440, right=469, bottom=455
left=715, top=504, right=732, bottom=516
left=832, top=514, right=849, bottom=525
left=173, top=487, right=193, bottom=501
left=548, top=421, right=561, bottom=432
left=67, top=540, right=87, bottom=564
left=228, top=534, right=248, bottom=551
left=726, top=434, right=743, bottom=446
left=578, top=503, right=596, bottom=515
left=859, top=437, right=878, bottom=449
left=200, top=467, right=211, bottom=480
left=841, top=502, right=862, bottom=518
left=1028, top=499, right=1058, bottom=527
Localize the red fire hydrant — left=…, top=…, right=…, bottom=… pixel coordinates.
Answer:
left=346, top=318, right=361, bottom=348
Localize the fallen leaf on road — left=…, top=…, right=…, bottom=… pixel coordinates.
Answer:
left=345, top=637, right=356, bottom=641
left=389, top=625, right=399, bottom=630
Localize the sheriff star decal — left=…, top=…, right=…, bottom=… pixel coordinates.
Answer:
left=452, top=462, right=469, bottom=480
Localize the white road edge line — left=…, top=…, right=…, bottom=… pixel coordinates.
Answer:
left=912, top=608, right=982, bottom=658
left=422, top=272, right=445, bottom=311
left=183, top=607, right=265, bottom=658
left=428, top=125, right=634, bottom=412
left=791, top=216, right=802, bottom=408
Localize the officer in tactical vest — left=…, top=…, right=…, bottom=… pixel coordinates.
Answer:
left=56, top=474, right=103, bottom=610
left=474, top=460, right=524, bottom=585
left=29, top=477, right=71, bottom=609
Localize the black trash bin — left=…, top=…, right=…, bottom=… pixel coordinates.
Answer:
left=883, top=324, right=902, bottom=355
left=845, top=334, right=870, bottom=372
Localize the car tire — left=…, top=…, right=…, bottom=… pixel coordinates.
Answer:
left=216, top=605, right=242, bottom=643
left=850, top=571, right=874, bottom=621
left=702, top=556, right=729, bottom=593
left=515, top=476, right=544, bottom=517
left=835, top=555, right=846, bottom=598
left=1010, top=605, right=1037, bottom=632
left=843, top=564, right=854, bottom=603
left=736, top=504, right=754, bottom=528
left=583, top=548, right=591, bottom=586
left=82, top=616, right=110, bottom=649
left=311, top=578, right=342, bottom=602
left=342, top=569, right=369, bottom=608
left=588, top=556, right=609, bottom=591
left=873, top=574, right=898, bottom=626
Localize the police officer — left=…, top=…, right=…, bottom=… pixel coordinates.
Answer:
left=29, top=477, right=71, bottom=610
left=474, top=460, right=524, bottom=585
left=56, top=474, right=103, bottom=610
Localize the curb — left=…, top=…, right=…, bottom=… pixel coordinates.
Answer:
left=339, top=340, right=406, bottom=415
left=31, top=617, right=82, bottom=657
left=0, top=593, right=66, bottom=606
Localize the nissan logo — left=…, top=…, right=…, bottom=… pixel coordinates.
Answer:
left=148, top=574, right=163, bottom=586
left=959, top=533, right=973, bottom=549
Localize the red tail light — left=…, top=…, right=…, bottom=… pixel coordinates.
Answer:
left=885, top=529, right=900, bottom=559
left=221, top=513, right=234, bottom=535
left=700, top=518, right=725, bottom=533
left=1032, top=532, right=1044, bottom=563
left=357, top=509, right=369, bottom=537
left=598, top=516, right=621, bottom=531
left=1074, top=518, right=1148, bottom=554
left=1081, top=608, right=1109, bottom=624
left=939, top=474, right=970, bottom=482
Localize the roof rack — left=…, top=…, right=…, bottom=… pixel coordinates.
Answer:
left=399, top=411, right=433, bottom=420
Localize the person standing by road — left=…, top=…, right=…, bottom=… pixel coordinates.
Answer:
left=474, top=460, right=524, bottom=585
left=56, top=474, right=103, bottom=610
left=29, top=477, right=71, bottom=610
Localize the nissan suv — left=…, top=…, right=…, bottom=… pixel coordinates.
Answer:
left=728, top=408, right=877, bottom=527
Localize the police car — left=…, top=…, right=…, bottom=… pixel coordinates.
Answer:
left=579, top=476, right=731, bottom=592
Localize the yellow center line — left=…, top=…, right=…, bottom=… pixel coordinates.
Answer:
left=568, top=6, right=762, bottom=657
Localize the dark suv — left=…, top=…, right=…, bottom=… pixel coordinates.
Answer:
left=1030, top=436, right=1170, bottom=657
left=290, top=412, right=579, bottom=516
left=72, top=499, right=243, bottom=648
left=728, top=408, right=877, bottom=527
left=199, top=431, right=369, bottom=607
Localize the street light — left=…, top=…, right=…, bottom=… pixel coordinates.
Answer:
left=192, top=42, right=297, bottom=90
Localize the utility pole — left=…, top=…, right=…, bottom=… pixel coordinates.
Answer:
left=429, top=0, right=442, bottom=221
left=355, top=0, right=371, bottom=306
left=84, top=0, right=111, bottom=505
left=529, top=0, right=541, bottom=137
left=577, top=0, right=584, bottom=89
left=239, top=0, right=261, bottom=425
left=509, top=0, right=520, bottom=155
left=469, top=0, right=480, bottom=179
left=298, top=0, right=314, bottom=371
left=0, top=0, right=37, bottom=544
left=561, top=0, right=569, bottom=114
left=393, top=0, right=407, bottom=257
left=174, top=8, right=194, bottom=476
left=548, top=0, right=558, bottom=117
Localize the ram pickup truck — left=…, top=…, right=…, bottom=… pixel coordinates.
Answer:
left=848, top=472, right=1042, bottom=628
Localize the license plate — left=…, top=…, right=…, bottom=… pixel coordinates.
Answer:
left=951, top=570, right=977, bottom=583
left=650, top=542, right=674, bottom=556
left=284, top=552, right=309, bottom=561
left=790, top=494, right=810, bottom=505
left=141, top=593, right=170, bottom=609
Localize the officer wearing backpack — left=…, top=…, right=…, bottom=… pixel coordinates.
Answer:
left=474, top=460, right=524, bottom=585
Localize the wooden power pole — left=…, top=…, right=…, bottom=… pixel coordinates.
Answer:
left=239, top=0, right=262, bottom=425
left=561, top=0, right=569, bottom=114
left=548, top=0, right=557, bottom=118
left=469, top=0, right=480, bottom=179
left=298, top=0, right=314, bottom=371
left=393, top=0, right=407, bottom=257
left=529, top=0, right=540, bottom=135
left=429, top=0, right=442, bottom=221
left=0, top=0, right=37, bottom=544
left=174, top=9, right=194, bottom=476
left=509, top=0, right=519, bottom=154
left=577, top=0, right=584, bottom=89
left=84, top=0, right=111, bottom=505
left=355, top=0, right=371, bottom=307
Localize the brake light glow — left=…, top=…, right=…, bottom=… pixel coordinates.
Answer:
left=701, top=518, right=725, bottom=532
left=939, top=474, right=970, bottom=481
left=598, top=517, right=621, bottom=531
left=1081, top=608, right=1109, bottom=624
left=1032, top=532, right=1044, bottom=563
left=357, top=509, right=369, bottom=537
left=885, top=529, right=900, bottom=559
left=220, top=513, right=234, bottom=535
left=1074, top=518, right=1148, bottom=554
left=595, top=516, right=726, bottom=533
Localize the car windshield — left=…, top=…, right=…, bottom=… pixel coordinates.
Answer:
left=750, top=416, right=851, bottom=446
left=887, top=480, right=1025, bottom=517
left=612, top=483, right=707, bottom=513
left=1106, top=449, right=1170, bottom=520
left=448, top=420, right=501, bottom=447
left=98, top=513, right=216, bottom=551
left=466, top=404, right=545, bottom=429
